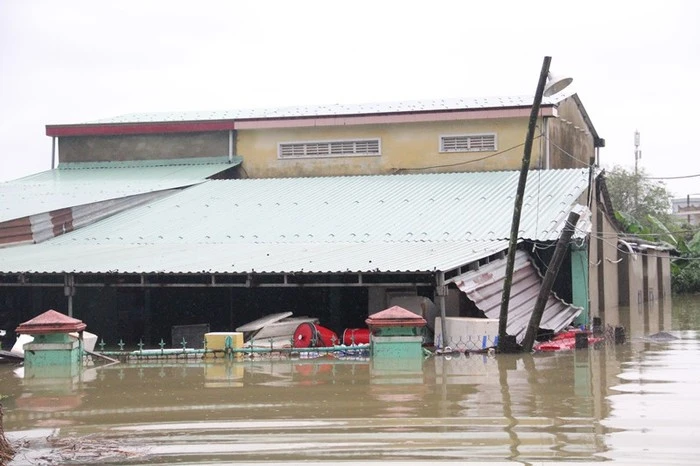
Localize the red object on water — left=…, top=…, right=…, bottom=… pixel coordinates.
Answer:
left=293, top=322, right=339, bottom=348
left=342, top=328, right=370, bottom=345
left=534, top=329, right=604, bottom=352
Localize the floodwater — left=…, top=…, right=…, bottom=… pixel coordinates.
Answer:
left=2, top=295, right=700, bottom=465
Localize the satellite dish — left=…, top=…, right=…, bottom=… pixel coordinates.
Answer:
left=544, top=72, right=573, bottom=97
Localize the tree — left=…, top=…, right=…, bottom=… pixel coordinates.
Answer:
left=605, top=165, right=700, bottom=293
left=604, top=165, right=674, bottom=235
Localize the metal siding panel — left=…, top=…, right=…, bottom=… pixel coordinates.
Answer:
left=453, top=250, right=582, bottom=341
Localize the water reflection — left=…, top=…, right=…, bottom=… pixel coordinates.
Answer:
left=603, top=331, right=700, bottom=465
left=3, top=296, right=700, bottom=464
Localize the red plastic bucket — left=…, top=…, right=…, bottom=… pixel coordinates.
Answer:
left=293, top=322, right=339, bottom=348
left=342, top=328, right=370, bottom=345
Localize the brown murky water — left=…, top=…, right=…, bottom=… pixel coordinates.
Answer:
left=2, top=296, right=700, bottom=465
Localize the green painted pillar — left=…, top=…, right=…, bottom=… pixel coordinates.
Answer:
left=366, top=306, right=426, bottom=360
left=24, top=333, right=82, bottom=378
left=571, top=244, right=589, bottom=327
left=366, top=306, right=427, bottom=379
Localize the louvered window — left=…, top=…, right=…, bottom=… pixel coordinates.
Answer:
left=440, top=134, right=497, bottom=153
left=279, top=139, right=381, bottom=159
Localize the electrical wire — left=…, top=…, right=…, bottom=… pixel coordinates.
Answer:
left=393, top=138, right=536, bottom=172
left=567, top=226, right=693, bottom=262
left=394, top=116, right=695, bottom=182
left=546, top=138, right=596, bottom=169
left=390, top=116, right=692, bottom=259
left=545, top=131, right=700, bottom=182
left=647, top=173, right=700, bottom=180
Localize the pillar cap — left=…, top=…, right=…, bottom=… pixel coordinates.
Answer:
left=15, top=309, right=87, bottom=335
left=365, top=305, right=427, bottom=328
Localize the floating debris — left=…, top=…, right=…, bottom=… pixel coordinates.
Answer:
left=1, top=402, right=15, bottom=466
left=643, top=331, right=680, bottom=342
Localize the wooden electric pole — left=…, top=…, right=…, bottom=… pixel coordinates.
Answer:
left=497, top=56, right=552, bottom=352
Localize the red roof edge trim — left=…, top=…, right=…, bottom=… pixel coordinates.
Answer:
left=45, top=121, right=237, bottom=137
left=45, top=104, right=558, bottom=137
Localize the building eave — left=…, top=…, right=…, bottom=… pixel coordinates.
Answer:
left=45, top=120, right=237, bottom=137
left=45, top=105, right=557, bottom=138
left=570, top=93, right=605, bottom=148
left=233, top=106, right=557, bottom=130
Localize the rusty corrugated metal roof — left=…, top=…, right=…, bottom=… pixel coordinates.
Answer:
left=451, top=250, right=582, bottom=341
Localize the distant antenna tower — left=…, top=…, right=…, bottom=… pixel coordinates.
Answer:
left=634, top=130, right=641, bottom=176
left=634, top=130, right=641, bottom=210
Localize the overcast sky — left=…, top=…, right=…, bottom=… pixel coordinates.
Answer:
left=1, top=0, right=699, bottom=198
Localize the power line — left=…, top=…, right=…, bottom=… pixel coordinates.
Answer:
left=394, top=138, right=533, bottom=172
left=646, top=173, right=700, bottom=180
left=545, top=133, right=700, bottom=182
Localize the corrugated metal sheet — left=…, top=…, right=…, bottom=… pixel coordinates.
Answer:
left=0, top=168, right=590, bottom=274
left=0, top=157, right=240, bottom=223
left=0, top=192, right=173, bottom=247
left=29, top=192, right=174, bottom=243
left=86, top=95, right=565, bottom=125
left=452, top=250, right=582, bottom=341
left=48, top=168, right=591, bottom=246
left=0, top=240, right=509, bottom=274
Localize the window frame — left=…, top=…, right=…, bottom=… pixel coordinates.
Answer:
left=439, top=133, right=498, bottom=153
left=278, top=138, right=382, bottom=160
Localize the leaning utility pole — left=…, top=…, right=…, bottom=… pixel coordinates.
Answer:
left=497, top=56, right=552, bottom=352
left=521, top=209, right=581, bottom=352
left=634, top=130, right=641, bottom=212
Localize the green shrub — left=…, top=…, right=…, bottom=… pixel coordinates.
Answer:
left=672, top=259, right=700, bottom=294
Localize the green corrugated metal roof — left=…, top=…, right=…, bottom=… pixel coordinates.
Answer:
left=55, top=156, right=240, bottom=170
left=0, top=169, right=592, bottom=274
left=51, top=168, right=591, bottom=245
left=0, top=240, right=510, bottom=274
left=0, top=157, right=241, bottom=222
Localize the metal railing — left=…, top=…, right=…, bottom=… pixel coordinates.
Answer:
left=92, top=336, right=369, bottom=362
left=433, top=325, right=624, bottom=353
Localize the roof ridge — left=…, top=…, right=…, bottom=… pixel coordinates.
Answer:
left=71, top=94, right=562, bottom=126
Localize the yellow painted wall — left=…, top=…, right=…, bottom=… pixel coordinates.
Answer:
left=548, top=98, right=595, bottom=169
left=591, top=189, right=622, bottom=327
left=236, top=117, right=542, bottom=178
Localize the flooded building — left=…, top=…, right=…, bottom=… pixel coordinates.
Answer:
left=0, top=94, right=672, bottom=347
